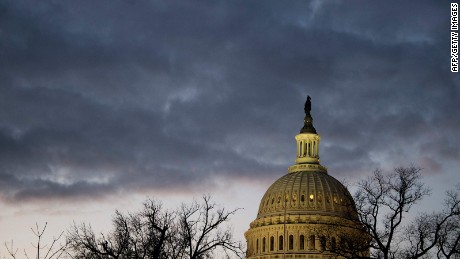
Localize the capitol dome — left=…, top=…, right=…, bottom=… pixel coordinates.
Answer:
left=245, top=96, right=368, bottom=258
left=256, top=170, right=357, bottom=220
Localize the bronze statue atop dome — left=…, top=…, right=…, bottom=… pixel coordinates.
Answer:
left=304, top=96, right=311, bottom=114
left=301, top=95, right=316, bottom=134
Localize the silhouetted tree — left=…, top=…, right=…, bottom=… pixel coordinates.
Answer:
left=68, top=199, right=175, bottom=259
left=324, top=166, right=460, bottom=259
left=2, top=222, right=67, bottom=259
left=353, top=166, right=431, bottom=259
left=177, top=196, right=243, bottom=259
left=67, top=196, right=244, bottom=259
left=317, top=166, right=460, bottom=259
left=436, top=186, right=460, bottom=258
left=315, top=224, right=371, bottom=259
left=401, top=185, right=460, bottom=259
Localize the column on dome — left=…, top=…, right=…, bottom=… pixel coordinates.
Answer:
left=298, top=141, right=301, bottom=157
left=295, top=133, right=320, bottom=164
left=315, top=140, right=318, bottom=157
left=315, top=237, right=321, bottom=251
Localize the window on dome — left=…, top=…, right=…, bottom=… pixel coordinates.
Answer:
left=292, top=193, right=297, bottom=202
left=320, top=236, right=326, bottom=251
left=301, top=194, right=305, bottom=202
left=310, top=235, right=315, bottom=249
left=271, top=198, right=275, bottom=205
left=333, top=196, right=338, bottom=204
left=299, top=235, right=305, bottom=250
left=326, top=195, right=331, bottom=203
left=270, top=236, right=274, bottom=251
left=263, top=237, right=266, bottom=252
left=279, top=235, right=283, bottom=250
left=309, top=194, right=314, bottom=202
left=289, top=235, right=294, bottom=250
left=331, top=237, right=336, bottom=251
left=300, top=141, right=303, bottom=157
left=256, top=239, right=259, bottom=253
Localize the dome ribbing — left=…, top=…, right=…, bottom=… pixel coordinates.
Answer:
left=256, top=171, right=357, bottom=220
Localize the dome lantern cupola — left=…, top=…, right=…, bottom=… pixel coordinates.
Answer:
left=291, top=96, right=326, bottom=173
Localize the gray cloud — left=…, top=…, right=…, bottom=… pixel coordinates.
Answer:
left=0, top=0, right=458, bottom=202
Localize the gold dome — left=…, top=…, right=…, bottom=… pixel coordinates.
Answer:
left=256, top=170, right=357, bottom=220
left=245, top=96, right=368, bottom=258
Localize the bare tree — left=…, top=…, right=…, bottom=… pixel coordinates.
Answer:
left=312, top=166, right=460, bottom=259
left=3, top=222, right=67, bottom=259
left=350, top=166, right=460, bottom=259
left=177, top=195, right=244, bottom=259
left=436, top=186, right=460, bottom=259
left=354, top=166, right=431, bottom=259
left=401, top=212, right=439, bottom=258
left=67, top=196, right=244, bottom=259
left=67, top=199, right=174, bottom=259
left=314, top=222, right=371, bottom=259
left=397, top=185, right=460, bottom=259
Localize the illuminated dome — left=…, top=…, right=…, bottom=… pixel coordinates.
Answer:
left=245, top=96, right=367, bottom=259
left=256, top=170, right=357, bottom=220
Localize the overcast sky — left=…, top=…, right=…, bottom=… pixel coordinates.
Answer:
left=0, top=0, right=458, bottom=255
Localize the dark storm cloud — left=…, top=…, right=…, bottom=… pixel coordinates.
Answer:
left=0, top=0, right=458, bottom=201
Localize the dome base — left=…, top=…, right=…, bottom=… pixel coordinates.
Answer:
left=288, top=164, right=327, bottom=173
left=245, top=219, right=367, bottom=259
